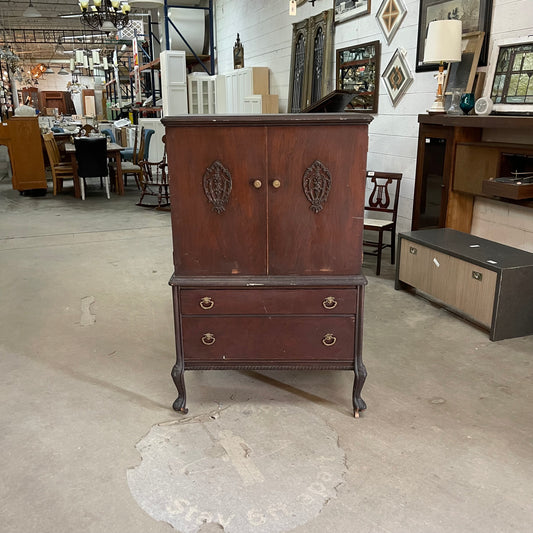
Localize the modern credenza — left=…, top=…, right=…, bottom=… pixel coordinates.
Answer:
left=396, top=228, right=533, bottom=341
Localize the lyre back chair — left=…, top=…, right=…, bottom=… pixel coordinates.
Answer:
left=363, top=171, right=403, bottom=275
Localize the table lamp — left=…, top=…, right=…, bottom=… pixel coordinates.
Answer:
left=423, top=19, right=462, bottom=113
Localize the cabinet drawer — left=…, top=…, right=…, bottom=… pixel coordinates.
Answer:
left=399, top=239, right=497, bottom=327
left=180, top=288, right=357, bottom=315
left=182, top=316, right=355, bottom=362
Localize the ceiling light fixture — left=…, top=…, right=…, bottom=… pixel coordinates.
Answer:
left=23, top=0, right=42, bottom=18
left=57, top=66, right=70, bottom=75
left=79, top=0, right=131, bottom=32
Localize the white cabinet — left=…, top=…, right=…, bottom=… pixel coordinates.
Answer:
left=243, top=94, right=279, bottom=114
left=160, top=51, right=188, bottom=116
left=223, top=67, right=271, bottom=114
left=187, top=74, right=216, bottom=114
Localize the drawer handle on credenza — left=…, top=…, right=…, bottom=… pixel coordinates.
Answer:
left=322, top=296, right=338, bottom=310
left=201, top=333, right=216, bottom=346
left=199, top=296, right=214, bottom=310
left=472, top=271, right=483, bottom=281
left=322, top=333, right=337, bottom=347
left=409, top=246, right=417, bottom=255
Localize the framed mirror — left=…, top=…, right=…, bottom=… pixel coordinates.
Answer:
left=336, top=40, right=381, bottom=113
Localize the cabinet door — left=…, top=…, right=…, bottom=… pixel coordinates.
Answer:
left=267, top=125, right=367, bottom=275
left=166, top=125, right=267, bottom=275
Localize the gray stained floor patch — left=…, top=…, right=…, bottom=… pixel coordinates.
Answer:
left=127, top=402, right=346, bottom=532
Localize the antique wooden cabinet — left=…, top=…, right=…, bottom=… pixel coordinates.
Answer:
left=0, top=117, right=47, bottom=193
left=163, top=114, right=372, bottom=416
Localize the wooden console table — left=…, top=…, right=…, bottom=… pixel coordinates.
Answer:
left=396, top=228, right=533, bottom=341
left=413, top=114, right=533, bottom=233
left=163, top=114, right=372, bottom=416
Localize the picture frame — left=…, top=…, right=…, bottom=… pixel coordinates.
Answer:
left=376, top=0, right=407, bottom=45
left=415, top=0, right=493, bottom=73
left=381, top=48, right=413, bottom=106
left=482, top=36, right=533, bottom=115
left=335, top=0, right=371, bottom=24
left=444, top=31, right=485, bottom=95
left=336, top=40, right=381, bottom=113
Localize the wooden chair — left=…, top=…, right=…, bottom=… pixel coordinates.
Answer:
left=137, top=139, right=169, bottom=209
left=74, top=137, right=110, bottom=200
left=363, top=171, right=402, bottom=275
left=111, top=126, right=145, bottom=190
left=77, top=124, right=97, bottom=137
left=42, top=132, right=76, bottom=195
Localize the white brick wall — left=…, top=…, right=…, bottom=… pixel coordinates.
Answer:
left=214, top=0, right=533, bottom=248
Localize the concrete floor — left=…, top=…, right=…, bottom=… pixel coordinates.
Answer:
left=1, top=176, right=532, bottom=533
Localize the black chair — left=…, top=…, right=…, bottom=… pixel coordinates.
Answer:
left=74, top=137, right=110, bottom=200
left=363, top=171, right=402, bottom=275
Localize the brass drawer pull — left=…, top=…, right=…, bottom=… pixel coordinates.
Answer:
left=252, top=179, right=262, bottom=189
left=322, top=296, right=338, bottom=310
left=199, top=296, right=214, bottom=310
left=272, top=179, right=281, bottom=189
left=201, top=333, right=216, bottom=346
left=409, top=246, right=417, bottom=255
left=322, top=333, right=337, bottom=347
left=472, top=271, right=483, bottom=281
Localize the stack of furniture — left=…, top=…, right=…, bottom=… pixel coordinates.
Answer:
left=163, top=113, right=372, bottom=416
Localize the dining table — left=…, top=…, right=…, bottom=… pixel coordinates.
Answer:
left=64, top=141, right=125, bottom=198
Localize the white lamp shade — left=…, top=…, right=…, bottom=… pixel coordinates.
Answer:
left=423, top=20, right=462, bottom=64
left=23, top=1, right=41, bottom=17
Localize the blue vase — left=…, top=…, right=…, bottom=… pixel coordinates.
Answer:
left=460, top=93, right=475, bottom=115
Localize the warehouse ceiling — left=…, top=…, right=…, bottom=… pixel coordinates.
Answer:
left=0, top=0, right=148, bottom=62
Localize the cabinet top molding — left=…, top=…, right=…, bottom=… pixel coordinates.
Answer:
left=162, top=113, right=373, bottom=127
left=418, top=114, right=533, bottom=129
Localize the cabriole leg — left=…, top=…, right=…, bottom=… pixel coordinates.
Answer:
left=171, top=283, right=188, bottom=414
left=171, top=363, right=188, bottom=414
left=352, top=361, right=367, bottom=418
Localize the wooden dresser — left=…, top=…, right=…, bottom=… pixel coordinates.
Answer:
left=163, top=114, right=372, bottom=416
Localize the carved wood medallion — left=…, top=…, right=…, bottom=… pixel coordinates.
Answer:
left=203, top=160, right=232, bottom=214
left=302, top=160, right=331, bottom=213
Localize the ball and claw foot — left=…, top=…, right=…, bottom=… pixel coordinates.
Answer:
left=172, top=397, right=188, bottom=414
left=353, top=398, right=367, bottom=419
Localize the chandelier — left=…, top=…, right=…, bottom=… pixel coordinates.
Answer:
left=0, top=46, right=21, bottom=73
left=79, top=0, right=131, bottom=32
